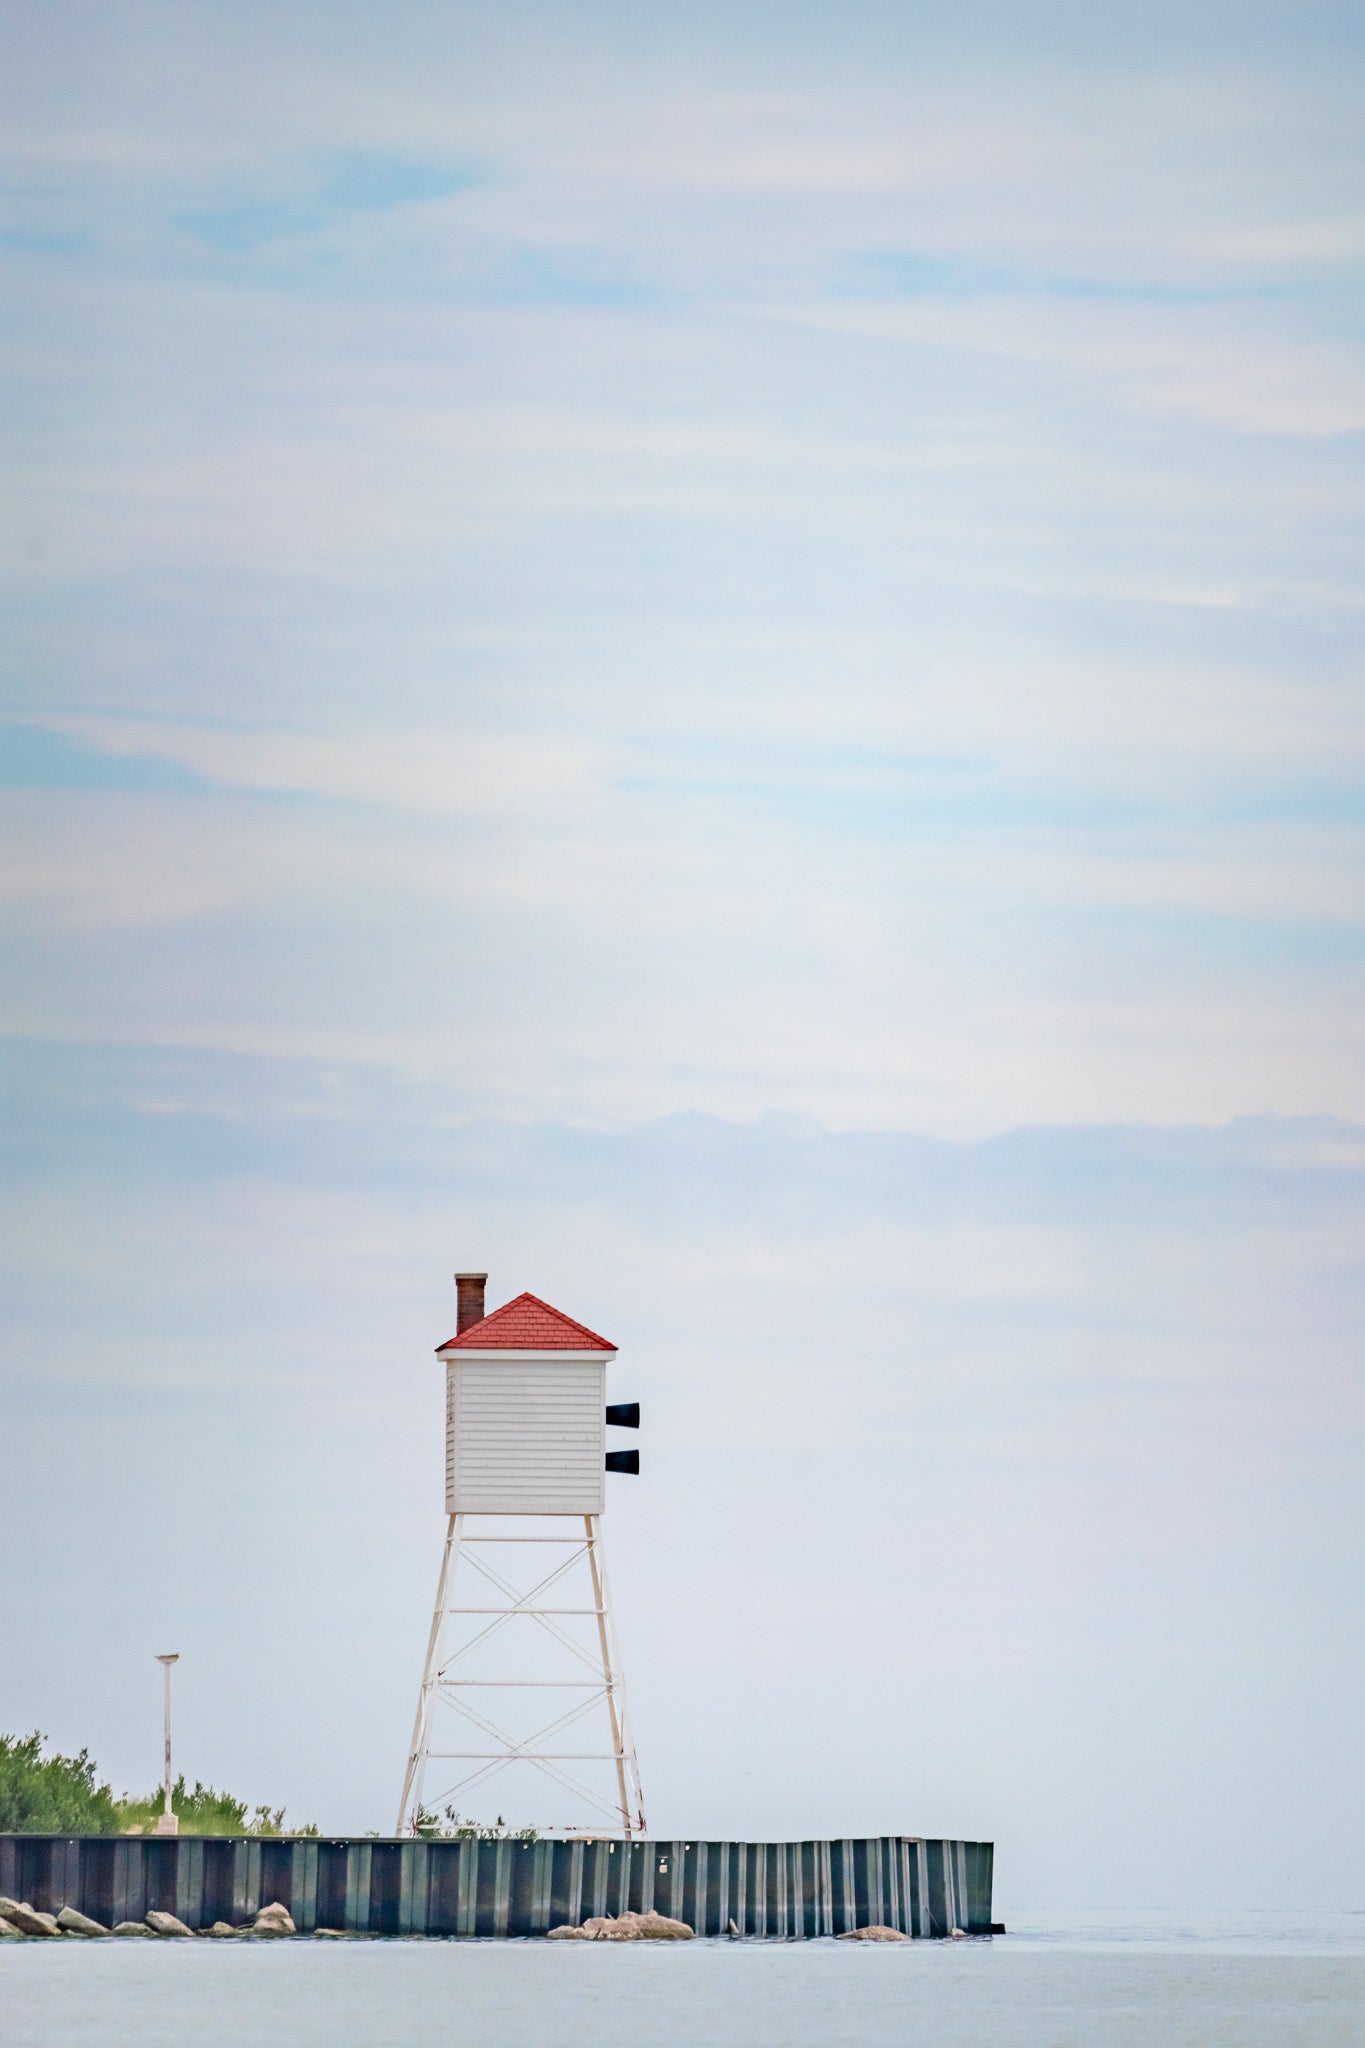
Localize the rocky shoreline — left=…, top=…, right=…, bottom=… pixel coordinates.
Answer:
left=1, top=1896, right=308, bottom=1939
left=1, top=1894, right=948, bottom=1943
left=0, top=1895, right=708, bottom=1941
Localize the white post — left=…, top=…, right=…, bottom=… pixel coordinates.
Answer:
left=155, top=1653, right=180, bottom=1836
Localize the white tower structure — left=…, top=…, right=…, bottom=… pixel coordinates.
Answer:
left=397, top=1273, right=646, bottom=1837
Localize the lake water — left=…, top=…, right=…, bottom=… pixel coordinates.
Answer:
left=3, top=1911, right=1364, bottom=2047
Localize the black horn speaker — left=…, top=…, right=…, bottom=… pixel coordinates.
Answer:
left=605, top=1402, right=640, bottom=1428
left=605, top=1449, right=640, bottom=1475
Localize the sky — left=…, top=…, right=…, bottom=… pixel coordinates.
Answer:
left=1, top=1, right=1363, bottom=1910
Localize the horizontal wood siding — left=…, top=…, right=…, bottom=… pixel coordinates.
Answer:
left=447, top=1360, right=605, bottom=1514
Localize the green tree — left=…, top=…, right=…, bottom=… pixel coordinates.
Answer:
left=0, top=1732, right=121, bottom=1834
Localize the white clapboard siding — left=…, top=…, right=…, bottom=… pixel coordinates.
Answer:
left=446, top=1359, right=606, bottom=1514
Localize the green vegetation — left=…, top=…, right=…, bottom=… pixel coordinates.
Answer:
left=413, top=1805, right=537, bottom=1841
left=0, top=1733, right=315, bottom=1836
left=117, top=1777, right=317, bottom=1837
left=0, top=1732, right=120, bottom=1834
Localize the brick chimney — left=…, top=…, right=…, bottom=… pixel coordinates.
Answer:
left=455, top=1271, right=487, bottom=1335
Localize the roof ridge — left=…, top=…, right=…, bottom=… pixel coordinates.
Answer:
left=511, top=1290, right=616, bottom=1347
left=436, top=1289, right=616, bottom=1353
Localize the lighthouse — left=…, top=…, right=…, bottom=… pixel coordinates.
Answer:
left=397, top=1273, right=646, bottom=1837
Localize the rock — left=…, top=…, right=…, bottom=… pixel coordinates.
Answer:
left=728, top=1917, right=741, bottom=1938
left=639, top=1911, right=694, bottom=1940
left=570, top=1910, right=694, bottom=1941
left=839, top=1924, right=911, bottom=1942
left=546, top=1923, right=594, bottom=1939
left=0, top=1898, right=23, bottom=1920
left=253, top=1901, right=296, bottom=1934
left=1, top=1904, right=58, bottom=1936
left=0, top=1919, right=24, bottom=1938
left=57, top=1907, right=109, bottom=1936
left=314, top=1928, right=346, bottom=1939
left=204, top=1922, right=238, bottom=1938
left=584, top=1913, right=645, bottom=1940
left=111, top=1921, right=150, bottom=1936
left=145, top=1910, right=194, bottom=1937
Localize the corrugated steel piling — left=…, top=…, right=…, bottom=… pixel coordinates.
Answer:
left=0, top=1834, right=992, bottom=1937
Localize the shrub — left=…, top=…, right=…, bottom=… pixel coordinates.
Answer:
left=0, top=1734, right=315, bottom=1836
left=413, top=1805, right=537, bottom=1841
left=0, top=1732, right=121, bottom=1834
left=116, top=1778, right=313, bottom=1836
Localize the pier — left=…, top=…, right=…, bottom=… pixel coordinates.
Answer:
left=1, top=1834, right=993, bottom=1938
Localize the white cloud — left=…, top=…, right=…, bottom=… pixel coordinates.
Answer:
left=766, top=296, right=1365, bottom=438
left=45, top=714, right=609, bottom=816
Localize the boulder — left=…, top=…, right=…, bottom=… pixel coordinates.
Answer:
left=111, top=1921, right=150, bottom=1936
left=204, top=1922, right=238, bottom=1938
left=57, top=1907, right=109, bottom=1936
left=0, top=1919, right=24, bottom=1938
left=546, top=1923, right=594, bottom=1939
left=0, top=1898, right=23, bottom=1920
left=1, top=1904, right=58, bottom=1936
left=839, top=1924, right=911, bottom=1942
left=636, top=1910, right=694, bottom=1940
left=145, top=1910, right=194, bottom=1938
left=314, top=1928, right=346, bottom=1939
left=251, top=1902, right=296, bottom=1936
left=571, top=1910, right=693, bottom=1941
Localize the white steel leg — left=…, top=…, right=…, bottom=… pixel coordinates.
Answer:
left=585, top=1514, right=647, bottom=1836
left=396, top=1513, right=463, bottom=1834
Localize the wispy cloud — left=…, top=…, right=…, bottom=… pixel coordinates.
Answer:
left=1, top=7, right=1362, bottom=1129
left=0, top=227, right=86, bottom=255
left=839, top=247, right=1278, bottom=305
left=174, top=152, right=480, bottom=252
left=0, top=720, right=209, bottom=794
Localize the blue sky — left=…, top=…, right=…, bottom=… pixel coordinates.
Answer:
left=1, top=1, right=1363, bottom=1905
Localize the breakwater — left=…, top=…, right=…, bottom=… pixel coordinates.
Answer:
left=0, top=1834, right=992, bottom=1938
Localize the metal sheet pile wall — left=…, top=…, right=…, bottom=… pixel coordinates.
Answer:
left=0, top=1834, right=992, bottom=1938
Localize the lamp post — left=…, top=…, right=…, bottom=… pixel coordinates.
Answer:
left=154, top=1654, right=180, bottom=1836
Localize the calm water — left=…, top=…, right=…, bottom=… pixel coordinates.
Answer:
left=3, top=1913, right=1364, bottom=2047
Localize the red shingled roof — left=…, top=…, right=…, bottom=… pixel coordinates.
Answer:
left=437, top=1291, right=616, bottom=1353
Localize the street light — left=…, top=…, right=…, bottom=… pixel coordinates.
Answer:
left=154, top=1654, right=180, bottom=1837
